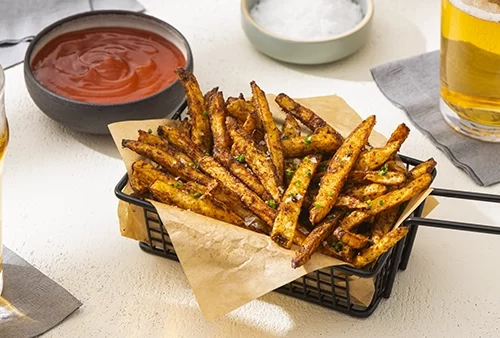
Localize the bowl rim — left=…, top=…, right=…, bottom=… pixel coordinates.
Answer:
left=24, top=10, right=193, bottom=108
left=241, top=0, right=374, bottom=44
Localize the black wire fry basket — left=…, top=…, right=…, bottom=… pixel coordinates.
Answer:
left=115, top=153, right=500, bottom=318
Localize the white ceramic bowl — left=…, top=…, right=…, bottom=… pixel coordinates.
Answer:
left=241, top=0, right=374, bottom=65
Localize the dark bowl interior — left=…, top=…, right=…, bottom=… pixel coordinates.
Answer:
left=24, top=10, right=193, bottom=135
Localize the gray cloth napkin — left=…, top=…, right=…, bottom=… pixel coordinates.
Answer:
left=0, top=246, right=82, bottom=338
left=0, top=0, right=144, bottom=69
left=371, top=51, right=500, bottom=187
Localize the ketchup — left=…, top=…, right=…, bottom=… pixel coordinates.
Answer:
left=31, top=27, right=186, bottom=104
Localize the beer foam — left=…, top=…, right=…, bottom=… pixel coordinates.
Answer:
left=451, top=0, right=500, bottom=19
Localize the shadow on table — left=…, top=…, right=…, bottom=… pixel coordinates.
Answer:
left=277, top=14, right=426, bottom=82
left=69, top=132, right=121, bottom=160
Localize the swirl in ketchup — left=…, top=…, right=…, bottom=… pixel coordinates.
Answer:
left=31, top=27, right=186, bottom=104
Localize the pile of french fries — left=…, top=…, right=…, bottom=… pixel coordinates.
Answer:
left=122, top=69, right=436, bottom=269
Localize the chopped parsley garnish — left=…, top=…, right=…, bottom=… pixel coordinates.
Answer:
left=205, top=151, right=211, bottom=156
left=306, top=170, right=312, bottom=178
left=304, top=156, right=310, bottom=162
left=147, top=128, right=153, bottom=134
left=304, top=135, right=313, bottom=145
left=334, top=241, right=343, bottom=252
left=379, top=200, right=384, bottom=206
left=346, top=150, right=352, bottom=156
left=295, top=180, right=302, bottom=187
left=190, top=163, right=200, bottom=169
left=314, top=203, right=322, bottom=209
left=379, top=163, right=389, bottom=176
left=366, top=200, right=372, bottom=209
left=328, top=191, right=333, bottom=197
left=286, top=169, right=295, bottom=179
left=289, top=192, right=295, bottom=197
left=173, top=183, right=183, bottom=188
left=234, top=154, right=246, bottom=163
left=265, top=199, right=277, bottom=209
left=191, top=192, right=202, bottom=199
left=202, top=110, right=209, bottom=117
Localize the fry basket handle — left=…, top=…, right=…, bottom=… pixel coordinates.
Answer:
left=403, top=188, right=500, bottom=235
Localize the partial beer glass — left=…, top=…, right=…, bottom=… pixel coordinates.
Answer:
left=0, top=66, right=9, bottom=295
left=440, top=0, right=500, bottom=142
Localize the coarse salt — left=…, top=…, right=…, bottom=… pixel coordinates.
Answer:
left=250, top=0, right=364, bottom=41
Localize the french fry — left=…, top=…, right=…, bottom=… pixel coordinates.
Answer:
left=335, top=195, right=369, bottom=209
left=208, top=91, right=232, bottom=153
left=385, top=160, right=409, bottom=175
left=138, top=130, right=194, bottom=167
left=251, top=81, right=284, bottom=186
left=150, top=180, right=244, bottom=226
left=410, top=158, right=437, bottom=179
left=341, top=243, right=357, bottom=263
left=339, top=173, right=432, bottom=231
left=347, top=170, right=407, bottom=185
left=333, top=228, right=370, bottom=249
left=226, top=98, right=255, bottom=124
left=227, top=116, right=283, bottom=202
left=275, top=93, right=343, bottom=142
left=372, top=206, right=400, bottom=243
left=174, top=68, right=213, bottom=153
left=353, top=227, right=409, bottom=268
left=282, top=114, right=301, bottom=139
left=204, top=181, right=270, bottom=234
left=122, top=140, right=213, bottom=186
left=319, top=243, right=343, bottom=260
left=282, top=132, right=343, bottom=158
left=355, top=124, right=410, bottom=170
left=292, top=210, right=344, bottom=268
left=204, top=87, right=218, bottom=105
left=342, top=183, right=388, bottom=201
left=242, top=113, right=257, bottom=137
left=271, top=154, right=322, bottom=249
left=310, top=115, right=376, bottom=224
left=130, top=160, right=182, bottom=195
left=178, top=117, right=192, bottom=139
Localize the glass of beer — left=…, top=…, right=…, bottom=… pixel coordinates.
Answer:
left=0, top=66, right=9, bottom=295
left=440, top=0, right=500, bottom=142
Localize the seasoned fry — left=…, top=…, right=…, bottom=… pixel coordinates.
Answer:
left=251, top=81, right=284, bottom=186
left=386, top=160, right=409, bottom=175
left=335, top=195, right=369, bottom=209
left=347, top=170, right=407, bottom=185
left=372, top=206, right=400, bottom=243
left=157, top=126, right=205, bottom=162
left=292, top=210, right=344, bottom=268
left=282, top=114, right=301, bottom=139
left=226, top=98, right=254, bottom=123
left=355, top=124, right=410, bottom=170
left=341, top=243, right=357, bottom=263
left=227, top=116, right=282, bottom=202
left=410, top=158, right=437, bottom=179
left=174, top=68, right=213, bottom=153
left=138, top=130, right=194, bottom=166
left=353, top=227, right=409, bottom=267
left=343, top=183, right=388, bottom=201
left=242, top=112, right=257, bottom=137
left=208, top=92, right=232, bottom=153
left=282, top=132, right=343, bottom=158
left=130, top=160, right=182, bottom=195
left=333, top=228, right=370, bottom=249
left=204, top=87, right=218, bottom=105
left=178, top=117, right=192, bottom=139
left=150, top=180, right=244, bottom=226
left=271, top=154, right=322, bottom=249
left=198, top=155, right=277, bottom=226
left=122, top=140, right=213, bottom=186
left=204, top=181, right=270, bottom=234
left=275, top=93, right=342, bottom=141
left=318, top=243, right=343, bottom=260
left=339, top=173, right=432, bottom=231
left=310, top=115, right=376, bottom=224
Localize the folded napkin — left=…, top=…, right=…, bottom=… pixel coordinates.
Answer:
left=0, top=0, right=144, bottom=69
left=0, top=246, right=82, bottom=338
left=371, top=51, right=500, bottom=187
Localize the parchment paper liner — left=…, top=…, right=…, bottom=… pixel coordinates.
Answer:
left=110, top=94, right=436, bottom=320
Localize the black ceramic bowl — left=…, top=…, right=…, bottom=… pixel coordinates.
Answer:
left=24, top=10, right=193, bottom=135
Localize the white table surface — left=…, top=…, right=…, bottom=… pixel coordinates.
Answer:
left=3, top=0, right=500, bottom=337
